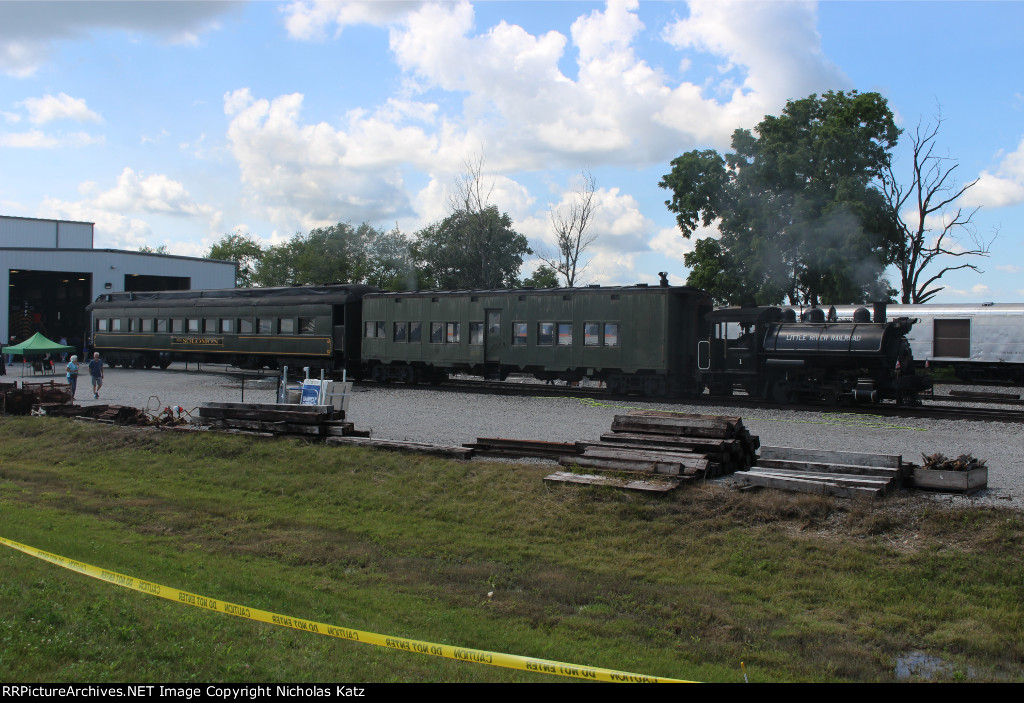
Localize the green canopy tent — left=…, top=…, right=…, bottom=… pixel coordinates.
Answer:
left=2, top=332, right=76, bottom=377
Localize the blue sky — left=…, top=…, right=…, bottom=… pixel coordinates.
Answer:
left=1, top=0, right=1022, bottom=302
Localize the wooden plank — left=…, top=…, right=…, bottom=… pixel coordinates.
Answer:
left=559, top=455, right=681, bottom=476
left=758, top=446, right=901, bottom=469
left=743, top=468, right=892, bottom=490
left=325, top=436, right=473, bottom=459
left=198, top=407, right=330, bottom=424
left=203, top=401, right=332, bottom=413
left=543, top=471, right=683, bottom=493
left=733, top=472, right=884, bottom=498
left=755, top=459, right=901, bottom=478
left=579, top=446, right=710, bottom=471
left=599, top=432, right=736, bottom=452
left=610, top=418, right=733, bottom=439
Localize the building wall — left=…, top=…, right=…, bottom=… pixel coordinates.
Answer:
left=2, top=249, right=236, bottom=344
left=0, top=215, right=93, bottom=249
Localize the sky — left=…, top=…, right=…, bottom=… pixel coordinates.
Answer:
left=0, top=0, right=1022, bottom=302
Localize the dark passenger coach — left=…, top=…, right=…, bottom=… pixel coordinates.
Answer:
left=86, top=284, right=377, bottom=375
left=360, top=285, right=713, bottom=395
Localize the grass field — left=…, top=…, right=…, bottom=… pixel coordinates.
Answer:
left=1, top=416, right=1022, bottom=683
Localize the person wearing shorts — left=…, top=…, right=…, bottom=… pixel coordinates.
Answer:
left=88, top=352, right=104, bottom=399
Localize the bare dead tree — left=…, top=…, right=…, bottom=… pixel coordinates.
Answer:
left=447, top=151, right=493, bottom=217
left=883, top=113, right=994, bottom=303
left=540, top=170, right=599, bottom=287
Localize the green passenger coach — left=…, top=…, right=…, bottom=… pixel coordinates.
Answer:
left=360, top=285, right=712, bottom=395
left=87, top=284, right=377, bottom=374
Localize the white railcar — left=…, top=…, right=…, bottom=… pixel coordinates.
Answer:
left=819, top=303, right=1024, bottom=382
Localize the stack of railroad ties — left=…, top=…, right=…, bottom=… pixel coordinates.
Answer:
left=198, top=401, right=368, bottom=440
left=468, top=410, right=760, bottom=493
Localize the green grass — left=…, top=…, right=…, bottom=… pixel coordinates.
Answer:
left=0, top=416, right=1022, bottom=682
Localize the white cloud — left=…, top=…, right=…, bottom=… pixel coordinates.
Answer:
left=283, top=1, right=421, bottom=41
left=19, top=93, right=102, bottom=124
left=0, top=129, right=103, bottom=148
left=279, top=0, right=849, bottom=173
left=970, top=136, right=1024, bottom=208
left=996, top=265, right=1024, bottom=274
left=223, top=88, right=443, bottom=233
left=0, top=2, right=236, bottom=77
left=38, top=167, right=220, bottom=250
left=230, top=1, right=856, bottom=254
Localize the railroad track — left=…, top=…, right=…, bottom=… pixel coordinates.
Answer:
left=358, top=377, right=1024, bottom=424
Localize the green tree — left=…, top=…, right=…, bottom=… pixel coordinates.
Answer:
left=412, top=206, right=531, bottom=290
left=206, top=231, right=265, bottom=287
left=138, top=244, right=169, bottom=254
left=660, top=90, right=901, bottom=306
left=519, top=264, right=561, bottom=289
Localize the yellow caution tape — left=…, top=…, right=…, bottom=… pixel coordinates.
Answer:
left=0, top=536, right=695, bottom=683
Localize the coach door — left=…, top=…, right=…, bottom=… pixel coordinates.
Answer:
left=485, top=310, right=502, bottom=363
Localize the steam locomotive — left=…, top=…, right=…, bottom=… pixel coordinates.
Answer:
left=87, top=284, right=928, bottom=404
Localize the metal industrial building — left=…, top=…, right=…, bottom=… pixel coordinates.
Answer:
left=2, top=215, right=236, bottom=352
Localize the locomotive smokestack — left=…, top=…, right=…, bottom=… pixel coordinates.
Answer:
left=872, top=301, right=887, bottom=323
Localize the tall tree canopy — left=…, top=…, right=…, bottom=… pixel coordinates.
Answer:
left=207, top=223, right=414, bottom=290
left=661, top=90, right=901, bottom=306
left=206, top=231, right=265, bottom=287
left=412, top=205, right=531, bottom=290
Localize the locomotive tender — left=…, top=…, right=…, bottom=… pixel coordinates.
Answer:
left=87, top=282, right=925, bottom=403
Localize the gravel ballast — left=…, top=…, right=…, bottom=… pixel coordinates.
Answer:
left=28, top=362, right=1023, bottom=511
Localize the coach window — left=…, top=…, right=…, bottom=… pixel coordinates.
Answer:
left=430, top=322, right=444, bottom=344
left=279, top=318, right=295, bottom=335
left=409, top=322, right=422, bottom=343
left=204, top=318, right=218, bottom=333
left=557, top=323, right=572, bottom=346
left=142, top=318, right=154, bottom=333
left=238, top=318, right=253, bottom=334
left=394, top=321, right=408, bottom=343
left=299, top=317, right=315, bottom=335
left=447, top=322, right=461, bottom=344
left=96, top=318, right=109, bottom=332
left=220, top=319, right=234, bottom=333
left=512, top=322, right=527, bottom=346
left=470, top=322, right=484, bottom=345
left=257, top=318, right=273, bottom=335
left=364, top=321, right=376, bottom=338
left=604, top=323, right=619, bottom=347
left=187, top=318, right=200, bottom=333
left=172, top=319, right=184, bottom=333
left=157, top=319, right=168, bottom=333
left=375, top=321, right=385, bottom=338
left=584, top=322, right=600, bottom=346
left=111, top=319, right=122, bottom=332
left=537, top=322, right=554, bottom=346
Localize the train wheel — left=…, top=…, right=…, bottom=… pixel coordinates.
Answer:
left=370, top=365, right=386, bottom=383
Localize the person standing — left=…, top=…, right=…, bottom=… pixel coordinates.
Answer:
left=66, top=355, right=79, bottom=398
left=88, top=352, right=104, bottom=399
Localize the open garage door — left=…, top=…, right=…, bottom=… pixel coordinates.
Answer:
left=7, top=269, right=92, bottom=349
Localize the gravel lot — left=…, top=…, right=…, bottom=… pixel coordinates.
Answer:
left=20, top=361, right=1023, bottom=511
